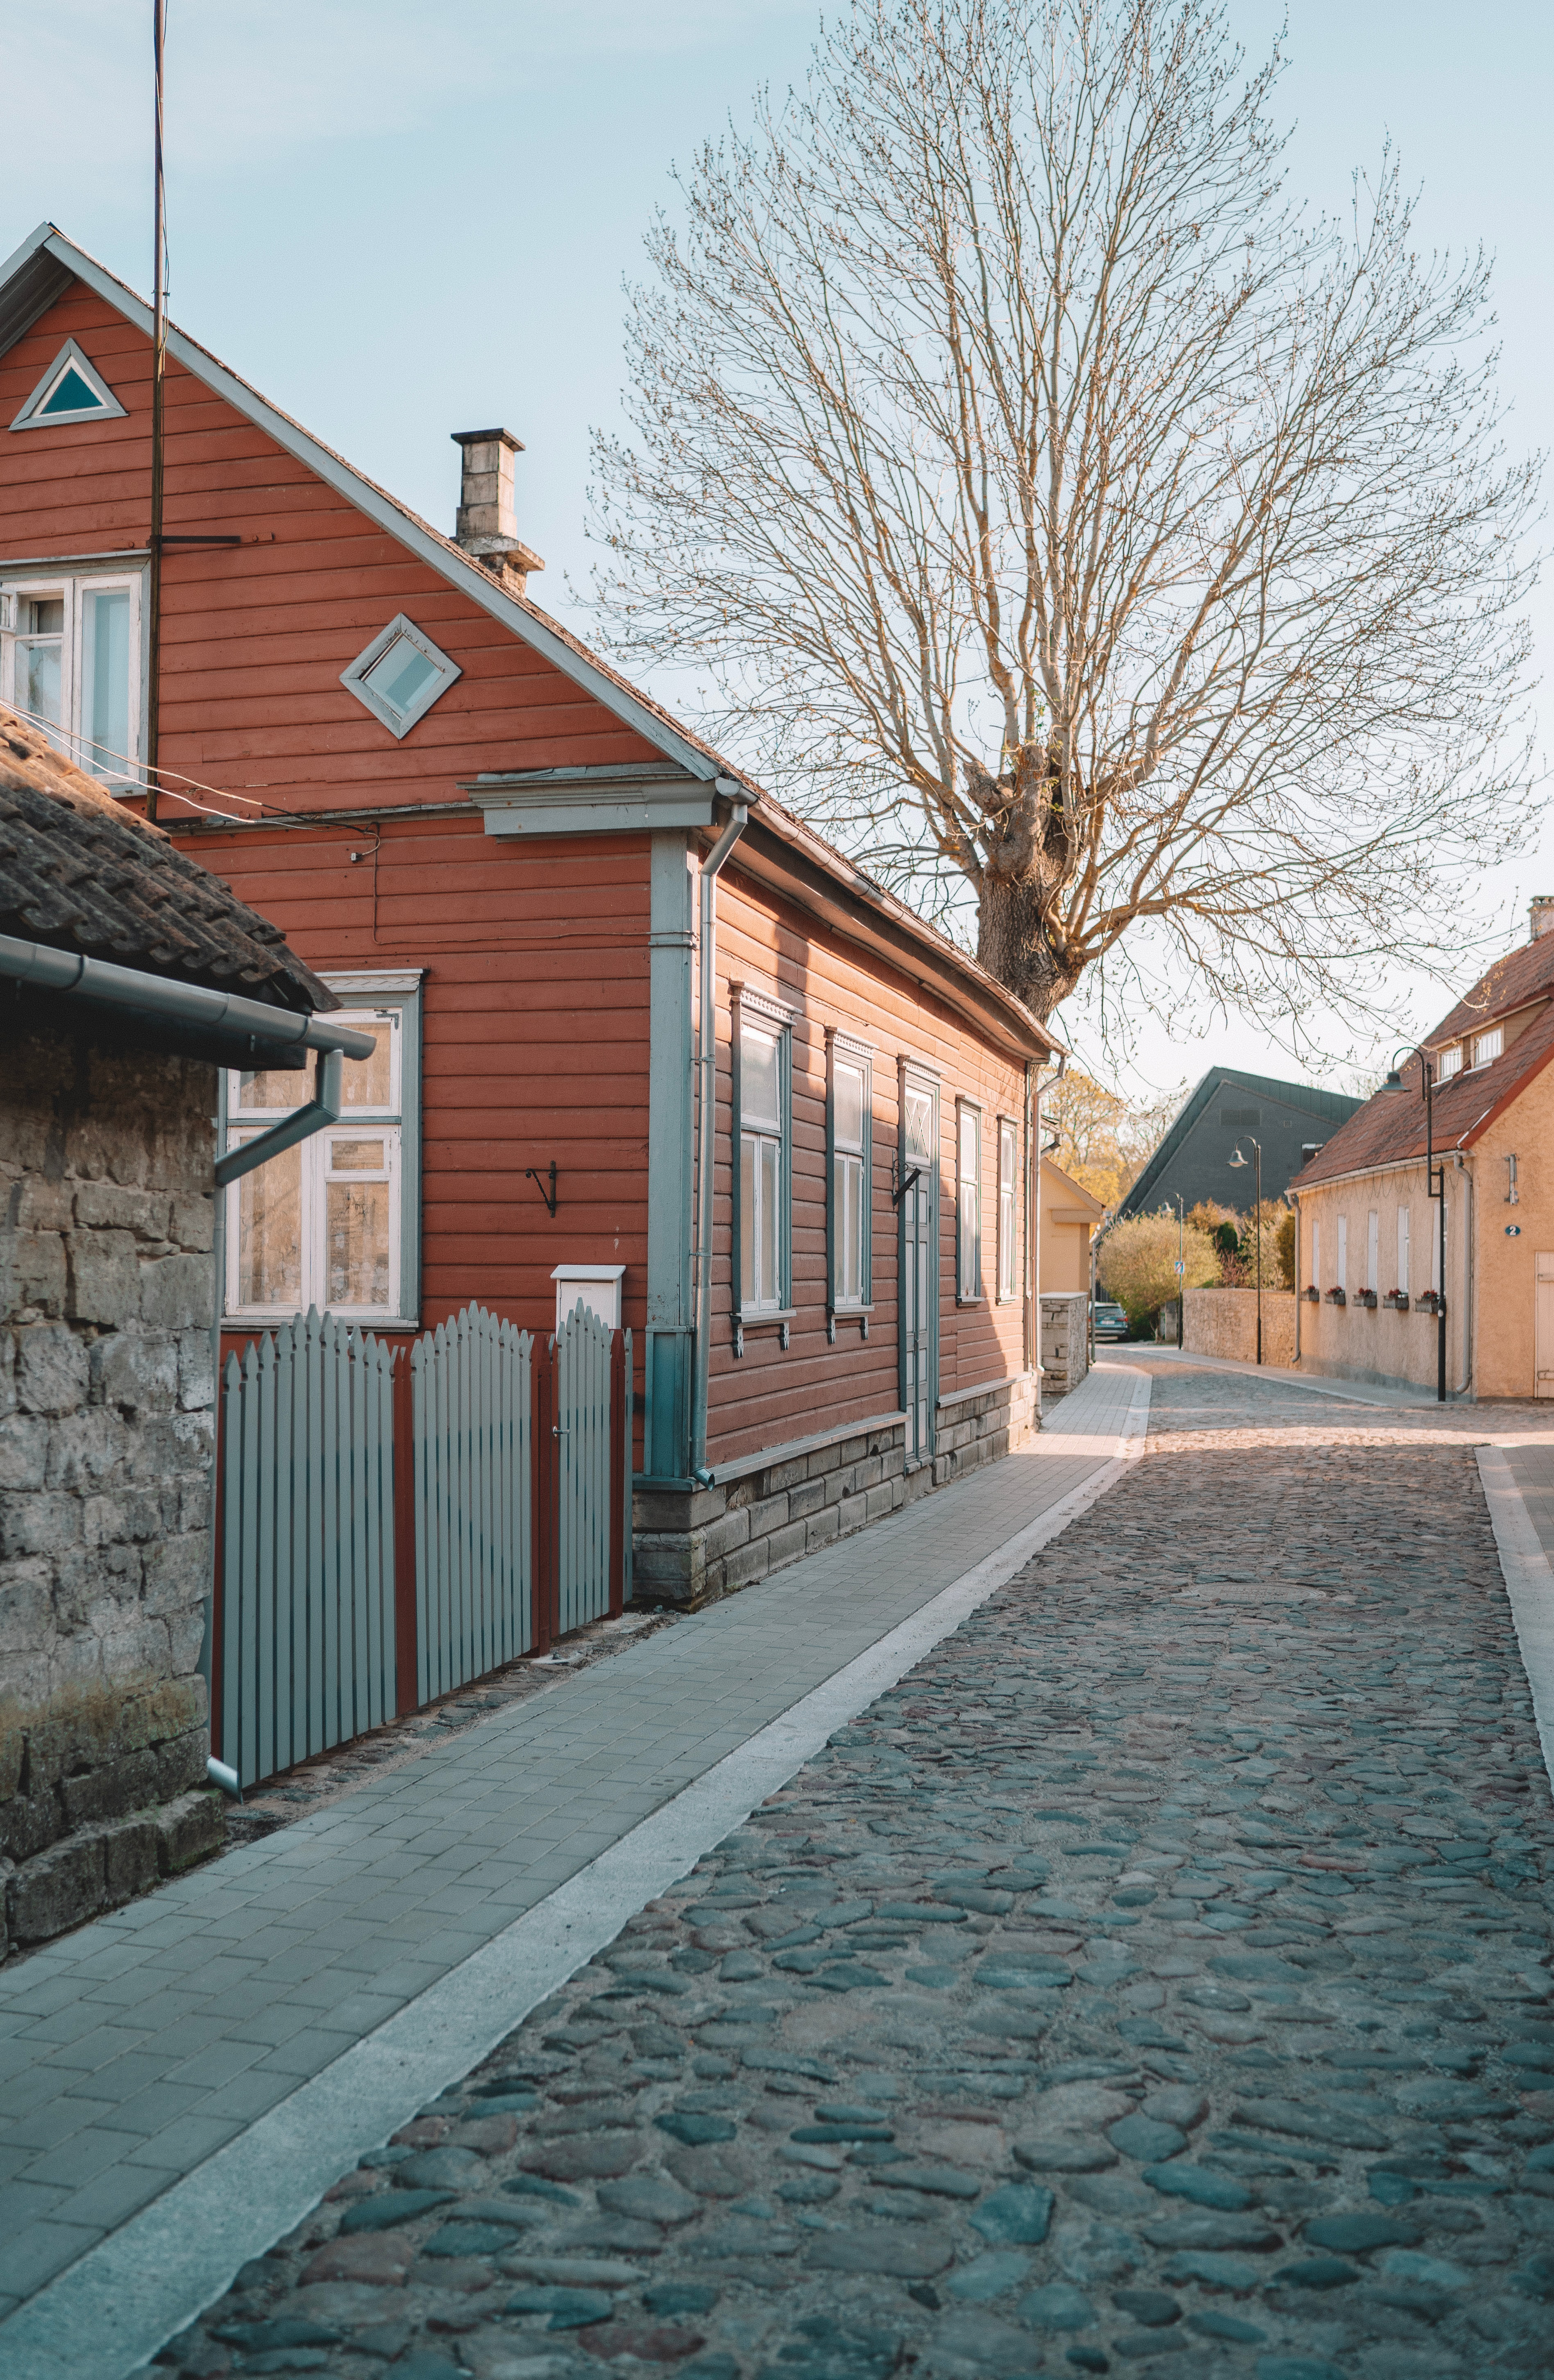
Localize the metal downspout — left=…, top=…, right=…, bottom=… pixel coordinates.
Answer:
left=689, top=798, right=750, bottom=1481
left=1452, top=1153, right=1474, bottom=1398
left=1293, top=1192, right=1301, bottom=1362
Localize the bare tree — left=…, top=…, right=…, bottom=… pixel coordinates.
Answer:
left=589, top=0, right=1540, bottom=1036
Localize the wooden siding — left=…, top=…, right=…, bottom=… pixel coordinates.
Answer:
left=196, top=811, right=652, bottom=1354
left=0, top=282, right=664, bottom=804
left=706, top=866, right=1029, bottom=1468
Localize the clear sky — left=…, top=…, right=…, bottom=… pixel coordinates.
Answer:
left=7, top=0, right=1548, bottom=1105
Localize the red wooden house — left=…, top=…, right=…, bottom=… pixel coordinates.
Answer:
left=0, top=221, right=1059, bottom=1606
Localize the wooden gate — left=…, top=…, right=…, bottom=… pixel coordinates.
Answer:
left=411, top=1305, right=533, bottom=1703
left=215, top=1304, right=633, bottom=1788
left=215, top=1312, right=398, bottom=1790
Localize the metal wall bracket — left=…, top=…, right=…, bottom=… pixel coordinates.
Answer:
left=891, top=1159, right=924, bottom=1209
left=526, top=1161, right=558, bottom=1216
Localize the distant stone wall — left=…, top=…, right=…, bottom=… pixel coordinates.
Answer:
left=0, top=1007, right=224, bottom=1955
left=1183, top=1287, right=1297, bottom=1368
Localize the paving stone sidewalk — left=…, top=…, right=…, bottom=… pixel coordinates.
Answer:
left=0, top=1363, right=1142, bottom=2337
left=149, top=1358, right=1554, bottom=2380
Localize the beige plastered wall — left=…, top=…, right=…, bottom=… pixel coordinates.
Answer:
left=1037, top=1158, right=1100, bottom=1293
left=1470, top=1055, right=1554, bottom=1399
left=1294, top=1155, right=1468, bottom=1396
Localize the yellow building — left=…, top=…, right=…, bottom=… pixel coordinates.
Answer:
left=1291, top=903, right=1554, bottom=1400
left=1039, top=1155, right=1106, bottom=1293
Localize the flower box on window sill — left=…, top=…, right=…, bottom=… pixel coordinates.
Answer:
left=1383, top=1290, right=1410, bottom=1311
left=1415, top=1291, right=1445, bottom=1317
left=1352, top=1289, right=1378, bottom=1310
left=1302, top=1284, right=1320, bottom=1302
left=1324, top=1286, right=1347, bottom=1305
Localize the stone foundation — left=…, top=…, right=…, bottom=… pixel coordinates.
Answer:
left=1, top=1005, right=226, bottom=1953
left=633, top=1371, right=1037, bottom=1610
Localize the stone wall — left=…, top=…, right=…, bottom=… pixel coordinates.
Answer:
left=1039, top=1293, right=1090, bottom=1400
left=634, top=1372, right=1037, bottom=1609
left=0, top=1005, right=225, bottom=1956
left=1183, top=1286, right=1297, bottom=1368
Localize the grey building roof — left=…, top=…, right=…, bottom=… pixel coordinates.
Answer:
left=1118, top=1066, right=1363, bottom=1220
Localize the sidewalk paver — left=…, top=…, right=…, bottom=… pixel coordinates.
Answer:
left=149, top=1355, right=1554, bottom=2380
left=0, top=1364, right=1141, bottom=2342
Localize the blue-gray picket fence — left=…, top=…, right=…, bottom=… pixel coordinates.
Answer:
left=411, top=1304, right=533, bottom=1704
left=218, top=1311, right=397, bottom=1790
left=216, top=1302, right=632, bottom=1788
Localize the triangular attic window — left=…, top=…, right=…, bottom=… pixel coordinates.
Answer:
left=11, top=339, right=127, bottom=431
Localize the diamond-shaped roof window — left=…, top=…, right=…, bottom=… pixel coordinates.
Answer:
left=340, top=615, right=461, bottom=739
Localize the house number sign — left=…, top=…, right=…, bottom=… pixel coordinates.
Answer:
left=1505, top=1223, right=1522, bottom=1236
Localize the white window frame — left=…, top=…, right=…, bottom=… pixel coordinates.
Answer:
left=340, top=613, right=462, bottom=740
left=734, top=989, right=794, bottom=1323
left=997, top=1116, right=1019, bottom=1303
left=1471, top=1026, right=1503, bottom=1070
left=957, top=1099, right=983, bottom=1302
left=1336, top=1214, right=1348, bottom=1294
left=1366, top=1209, right=1379, bottom=1295
left=1311, top=1218, right=1320, bottom=1291
left=827, top=1033, right=872, bottom=1317
left=1437, top=1045, right=1463, bottom=1082
left=1397, top=1204, right=1410, bottom=1298
left=0, top=563, right=146, bottom=787
left=221, top=973, right=422, bottom=1327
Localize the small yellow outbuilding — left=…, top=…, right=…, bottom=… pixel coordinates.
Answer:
left=1039, top=1155, right=1106, bottom=1293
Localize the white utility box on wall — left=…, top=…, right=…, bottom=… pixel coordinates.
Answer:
left=551, top=1264, right=625, bottom=1333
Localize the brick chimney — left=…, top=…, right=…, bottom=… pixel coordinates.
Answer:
left=1531, top=896, right=1554, bottom=942
left=451, top=428, right=544, bottom=593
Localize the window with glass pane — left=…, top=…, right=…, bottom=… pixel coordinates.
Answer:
left=1437, top=1045, right=1462, bottom=1080
left=832, top=1055, right=868, bottom=1308
left=997, top=1119, right=1019, bottom=1301
left=958, top=1105, right=982, bottom=1299
left=1472, top=1026, right=1503, bottom=1069
left=226, top=1010, right=406, bottom=1319
left=740, top=1023, right=785, bottom=1311
left=0, top=571, right=141, bottom=781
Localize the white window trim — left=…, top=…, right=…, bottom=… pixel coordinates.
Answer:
left=996, top=1116, right=1019, bottom=1304
left=1397, top=1204, right=1410, bottom=1298
left=1470, top=1026, right=1503, bottom=1071
left=221, top=976, right=422, bottom=1328
left=957, top=1098, right=984, bottom=1303
left=11, top=338, right=127, bottom=431
left=340, top=613, right=462, bottom=740
left=828, top=1031, right=872, bottom=1316
left=0, top=562, right=146, bottom=788
left=1436, top=1045, right=1463, bottom=1081
left=1336, top=1214, right=1348, bottom=1294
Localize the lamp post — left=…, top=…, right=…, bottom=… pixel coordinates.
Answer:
left=1228, top=1139, right=1263, bottom=1364
left=1176, top=1192, right=1185, bottom=1348
left=1381, top=1048, right=1445, bottom=1403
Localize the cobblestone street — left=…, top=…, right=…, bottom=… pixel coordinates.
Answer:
left=146, top=1362, right=1554, bottom=2377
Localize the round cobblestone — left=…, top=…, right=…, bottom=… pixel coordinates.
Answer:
left=152, top=1364, right=1554, bottom=2378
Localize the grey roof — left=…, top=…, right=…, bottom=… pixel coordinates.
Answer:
left=1119, top=1066, right=1363, bottom=1219
left=0, top=707, right=333, bottom=1014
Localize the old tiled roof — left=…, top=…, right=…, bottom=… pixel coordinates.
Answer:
left=1293, top=932, right=1554, bottom=1188
left=0, top=708, right=334, bottom=1012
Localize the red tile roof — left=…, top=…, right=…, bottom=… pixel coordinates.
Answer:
left=1293, top=932, right=1554, bottom=1188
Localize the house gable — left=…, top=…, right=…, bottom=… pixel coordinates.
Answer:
left=0, top=222, right=715, bottom=812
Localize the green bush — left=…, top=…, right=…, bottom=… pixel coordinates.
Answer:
left=1097, top=1213, right=1220, bottom=1332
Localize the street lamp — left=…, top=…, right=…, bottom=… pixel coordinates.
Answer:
left=1176, top=1192, right=1185, bottom=1348
left=1228, top=1139, right=1263, bottom=1364
left=1381, top=1046, right=1445, bottom=1404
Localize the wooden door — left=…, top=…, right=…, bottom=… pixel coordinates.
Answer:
left=901, top=1075, right=939, bottom=1468
left=1538, top=1252, right=1554, bottom=1398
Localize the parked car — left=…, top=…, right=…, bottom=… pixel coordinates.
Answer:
left=1091, top=1300, right=1130, bottom=1341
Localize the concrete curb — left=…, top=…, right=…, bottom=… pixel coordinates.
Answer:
left=0, top=1373, right=1151, bottom=2380
left=1475, top=1444, right=1554, bottom=1792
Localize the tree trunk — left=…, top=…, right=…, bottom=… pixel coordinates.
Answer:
left=976, top=872, right=1081, bottom=1021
